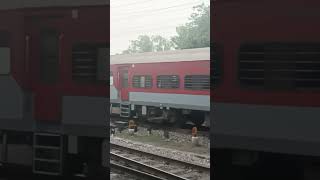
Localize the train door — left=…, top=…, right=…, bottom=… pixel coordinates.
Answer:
left=118, top=67, right=129, bottom=101
left=27, top=17, right=63, bottom=122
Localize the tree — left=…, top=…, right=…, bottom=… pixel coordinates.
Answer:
left=171, top=3, right=210, bottom=49
left=122, top=35, right=153, bottom=54
left=122, top=35, right=173, bottom=54
left=151, top=35, right=174, bottom=52
left=121, top=3, right=210, bottom=54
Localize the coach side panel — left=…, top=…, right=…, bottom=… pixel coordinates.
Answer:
left=212, top=0, right=320, bottom=156
left=128, top=61, right=210, bottom=111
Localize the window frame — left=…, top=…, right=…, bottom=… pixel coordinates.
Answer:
left=184, top=75, right=210, bottom=90
left=211, top=43, right=223, bottom=89
left=72, top=42, right=108, bottom=84
left=132, top=75, right=153, bottom=88
left=238, top=42, right=320, bottom=91
left=157, top=75, right=180, bottom=89
left=122, top=70, right=129, bottom=88
left=40, top=28, right=59, bottom=84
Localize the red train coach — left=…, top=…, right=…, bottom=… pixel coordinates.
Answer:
left=111, top=48, right=210, bottom=126
left=213, top=0, right=320, bottom=178
left=0, top=0, right=109, bottom=177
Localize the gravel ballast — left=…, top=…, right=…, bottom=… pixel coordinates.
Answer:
left=111, top=136, right=210, bottom=168
left=115, top=126, right=210, bottom=147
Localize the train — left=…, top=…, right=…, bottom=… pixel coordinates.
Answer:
left=212, top=0, right=320, bottom=178
left=0, top=1, right=109, bottom=178
left=110, top=48, right=210, bottom=127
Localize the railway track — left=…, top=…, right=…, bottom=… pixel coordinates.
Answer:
left=110, top=143, right=210, bottom=180
left=111, top=161, right=167, bottom=180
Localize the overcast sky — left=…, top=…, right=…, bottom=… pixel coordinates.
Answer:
left=111, top=0, right=210, bottom=55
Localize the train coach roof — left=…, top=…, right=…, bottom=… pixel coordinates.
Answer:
left=0, top=0, right=108, bottom=10
left=111, top=47, right=210, bottom=65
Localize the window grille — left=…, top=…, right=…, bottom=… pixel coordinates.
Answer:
left=239, top=43, right=320, bottom=89
left=157, top=75, right=179, bottom=89
left=72, top=43, right=107, bottom=83
left=133, top=75, right=152, bottom=88
left=212, top=43, right=222, bottom=87
left=185, top=75, right=210, bottom=90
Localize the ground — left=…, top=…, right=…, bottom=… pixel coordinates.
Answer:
left=114, top=131, right=209, bottom=156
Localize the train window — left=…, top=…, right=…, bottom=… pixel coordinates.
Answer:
left=157, top=75, right=179, bottom=89
left=97, top=47, right=108, bottom=81
left=110, top=71, right=113, bottom=85
left=140, top=76, right=145, bottom=87
left=132, top=75, right=152, bottom=88
left=40, top=29, right=59, bottom=83
left=239, top=43, right=320, bottom=89
left=185, top=75, right=210, bottom=90
left=72, top=43, right=108, bottom=83
left=212, top=43, right=222, bottom=88
left=0, top=31, right=10, bottom=75
left=238, top=44, right=266, bottom=88
left=122, top=71, right=128, bottom=88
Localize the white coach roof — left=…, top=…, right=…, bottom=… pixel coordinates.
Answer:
left=0, top=0, right=109, bottom=10
left=111, top=47, right=210, bottom=65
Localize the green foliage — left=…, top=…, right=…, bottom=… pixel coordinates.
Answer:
left=171, top=3, right=210, bottom=49
left=122, top=3, right=210, bottom=54
left=122, top=35, right=173, bottom=54
left=151, top=35, right=174, bottom=52
left=122, top=35, right=152, bottom=54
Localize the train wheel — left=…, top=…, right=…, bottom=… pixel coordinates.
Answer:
left=167, top=110, right=177, bottom=124
left=190, top=111, right=205, bottom=127
left=172, top=110, right=184, bottom=128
